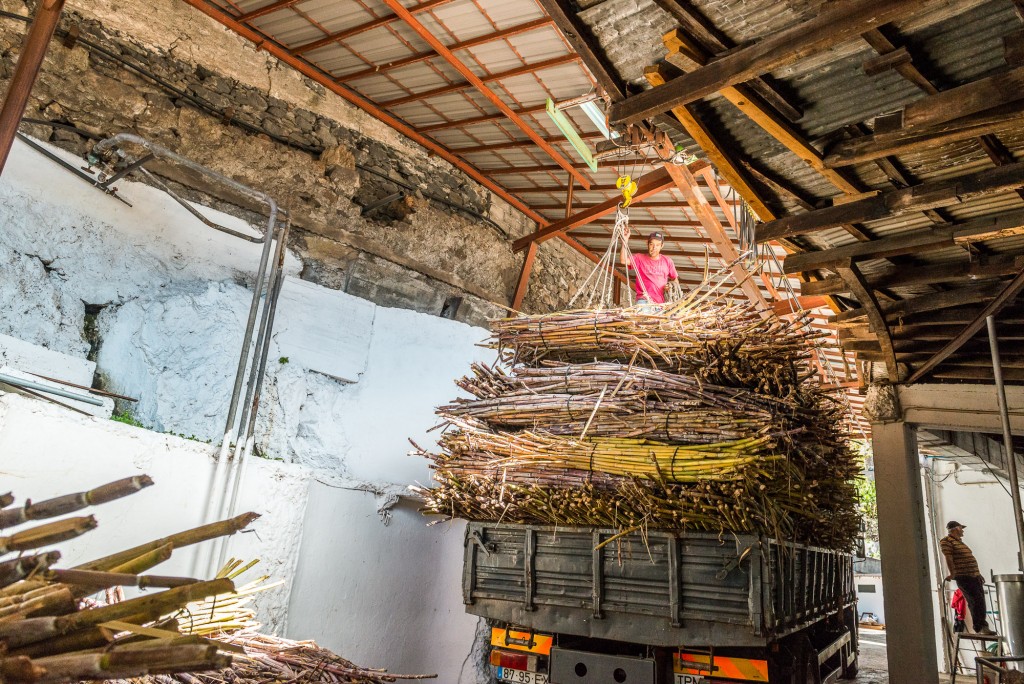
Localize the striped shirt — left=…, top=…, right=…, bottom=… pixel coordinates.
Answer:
left=940, top=535, right=981, bottom=577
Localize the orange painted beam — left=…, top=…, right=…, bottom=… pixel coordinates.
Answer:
left=511, top=164, right=687, bottom=250
left=376, top=0, right=592, bottom=190
left=291, top=0, right=455, bottom=54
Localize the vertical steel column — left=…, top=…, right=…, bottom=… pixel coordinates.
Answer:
left=872, top=419, right=939, bottom=682
left=0, top=0, right=65, bottom=173
left=987, top=316, right=1024, bottom=571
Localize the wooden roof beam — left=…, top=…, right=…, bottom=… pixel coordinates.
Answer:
left=375, top=0, right=593, bottom=190
left=535, top=0, right=628, bottom=101
left=336, top=18, right=555, bottom=83
left=759, top=161, right=1024, bottom=242
left=782, top=209, right=1024, bottom=274
left=178, top=0, right=615, bottom=282
left=801, top=254, right=1024, bottom=297
left=609, top=0, right=935, bottom=126
left=661, top=31, right=863, bottom=198
left=665, top=162, right=771, bottom=311
left=837, top=261, right=901, bottom=381
left=905, top=268, right=1024, bottom=384
left=511, top=164, right=691, bottom=250
left=651, top=0, right=801, bottom=121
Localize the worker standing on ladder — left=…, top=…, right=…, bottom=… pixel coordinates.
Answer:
left=941, top=520, right=996, bottom=635
left=619, top=225, right=678, bottom=304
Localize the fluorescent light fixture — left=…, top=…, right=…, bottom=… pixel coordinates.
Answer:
left=579, top=100, right=618, bottom=140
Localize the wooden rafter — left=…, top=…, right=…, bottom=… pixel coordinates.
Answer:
left=782, top=209, right=1024, bottom=274
left=179, top=0, right=617, bottom=283
left=336, top=18, right=555, bottom=83
left=372, top=0, right=591, bottom=190
left=802, top=254, right=1024, bottom=297
left=665, top=163, right=770, bottom=311
left=759, top=161, right=1024, bottom=242
left=837, top=261, right=900, bottom=381
left=511, top=242, right=538, bottom=310
left=609, top=0, right=936, bottom=126
left=905, top=269, right=1024, bottom=384
left=535, top=0, right=628, bottom=101
left=650, top=0, right=801, bottom=121
left=511, top=165, right=686, bottom=250
left=824, top=104, right=1024, bottom=168
left=645, top=63, right=775, bottom=221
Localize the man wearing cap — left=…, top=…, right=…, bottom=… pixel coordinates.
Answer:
left=619, top=225, right=678, bottom=304
left=940, top=521, right=995, bottom=635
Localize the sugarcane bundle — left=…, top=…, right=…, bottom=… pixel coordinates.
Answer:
left=0, top=476, right=263, bottom=684
left=489, top=303, right=824, bottom=394
left=414, top=286, right=863, bottom=550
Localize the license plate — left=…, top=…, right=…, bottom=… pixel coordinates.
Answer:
left=674, top=676, right=706, bottom=684
left=497, top=667, right=548, bottom=684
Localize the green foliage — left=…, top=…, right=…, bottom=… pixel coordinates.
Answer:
left=111, top=409, right=145, bottom=428
left=278, top=356, right=289, bottom=364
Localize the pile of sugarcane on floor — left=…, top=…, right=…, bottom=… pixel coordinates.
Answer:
left=0, top=477, right=432, bottom=684
left=413, top=294, right=862, bottom=550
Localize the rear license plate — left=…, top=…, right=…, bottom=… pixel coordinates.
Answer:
left=674, top=676, right=707, bottom=684
left=498, top=667, right=548, bottom=684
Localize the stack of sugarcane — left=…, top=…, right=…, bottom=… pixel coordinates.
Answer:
left=0, top=476, right=262, bottom=684
left=80, top=559, right=437, bottom=684
left=413, top=296, right=862, bottom=551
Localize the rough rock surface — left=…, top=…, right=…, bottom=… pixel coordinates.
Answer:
left=0, top=0, right=592, bottom=324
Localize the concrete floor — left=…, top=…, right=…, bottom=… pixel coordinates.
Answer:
left=853, top=629, right=957, bottom=684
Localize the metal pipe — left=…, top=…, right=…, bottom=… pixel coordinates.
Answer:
left=218, top=223, right=289, bottom=570
left=0, top=0, right=66, bottom=174
left=987, top=315, right=1024, bottom=571
left=137, top=167, right=262, bottom=243
left=0, top=372, right=104, bottom=406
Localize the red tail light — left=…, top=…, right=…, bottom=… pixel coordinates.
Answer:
left=490, top=649, right=538, bottom=671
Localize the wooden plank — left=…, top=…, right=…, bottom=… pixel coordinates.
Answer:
left=861, top=28, right=938, bottom=96
left=535, top=0, right=627, bottom=101
left=901, top=65, right=1024, bottom=129
left=862, top=46, right=912, bottom=76
left=800, top=254, right=1024, bottom=296
left=758, top=161, right=1024, bottom=242
left=511, top=165, right=678, bottom=250
left=664, top=163, right=770, bottom=311
left=832, top=281, right=1007, bottom=326
left=511, top=242, right=538, bottom=310
left=837, top=261, right=901, bottom=381
left=824, top=103, right=1024, bottom=168
left=662, top=32, right=861, bottom=196
left=609, top=0, right=933, bottom=126
left=905, top=268, right=1024, bottom=384
left=645, top=64, right=776, bottom=221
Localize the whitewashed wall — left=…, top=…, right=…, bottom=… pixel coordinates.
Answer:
left=0, top=392, right=309, bottom=633
left=921, top=458, right=1023, bottom=672
left=0, top=135, right=493, bottom=682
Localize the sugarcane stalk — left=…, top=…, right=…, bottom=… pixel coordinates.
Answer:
left=0, top=552, right=60, bottom=589
left=45, top=569, right=199, bottom=590
left=75, top=513, right=259, bottom=572
left=0, top=517, right=97, bottom=556
left=0, top=476, right=153, bottom=529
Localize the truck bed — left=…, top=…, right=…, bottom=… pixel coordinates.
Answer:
left=462, top=522, right=854, bottom=648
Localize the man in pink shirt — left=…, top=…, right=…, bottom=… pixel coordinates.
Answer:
left=619, top=226, right=678, bottom=304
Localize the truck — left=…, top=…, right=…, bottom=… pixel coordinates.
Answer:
left=462, top=522, right=858, bottom=684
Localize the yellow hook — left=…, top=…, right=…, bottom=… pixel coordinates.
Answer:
left=616, top=174, right=638, bottom=208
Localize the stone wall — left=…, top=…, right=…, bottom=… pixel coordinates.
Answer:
left=0, top=0, right=593, bottom=326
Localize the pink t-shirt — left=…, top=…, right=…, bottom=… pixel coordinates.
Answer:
left=628, top=253, right=678, bottom=303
